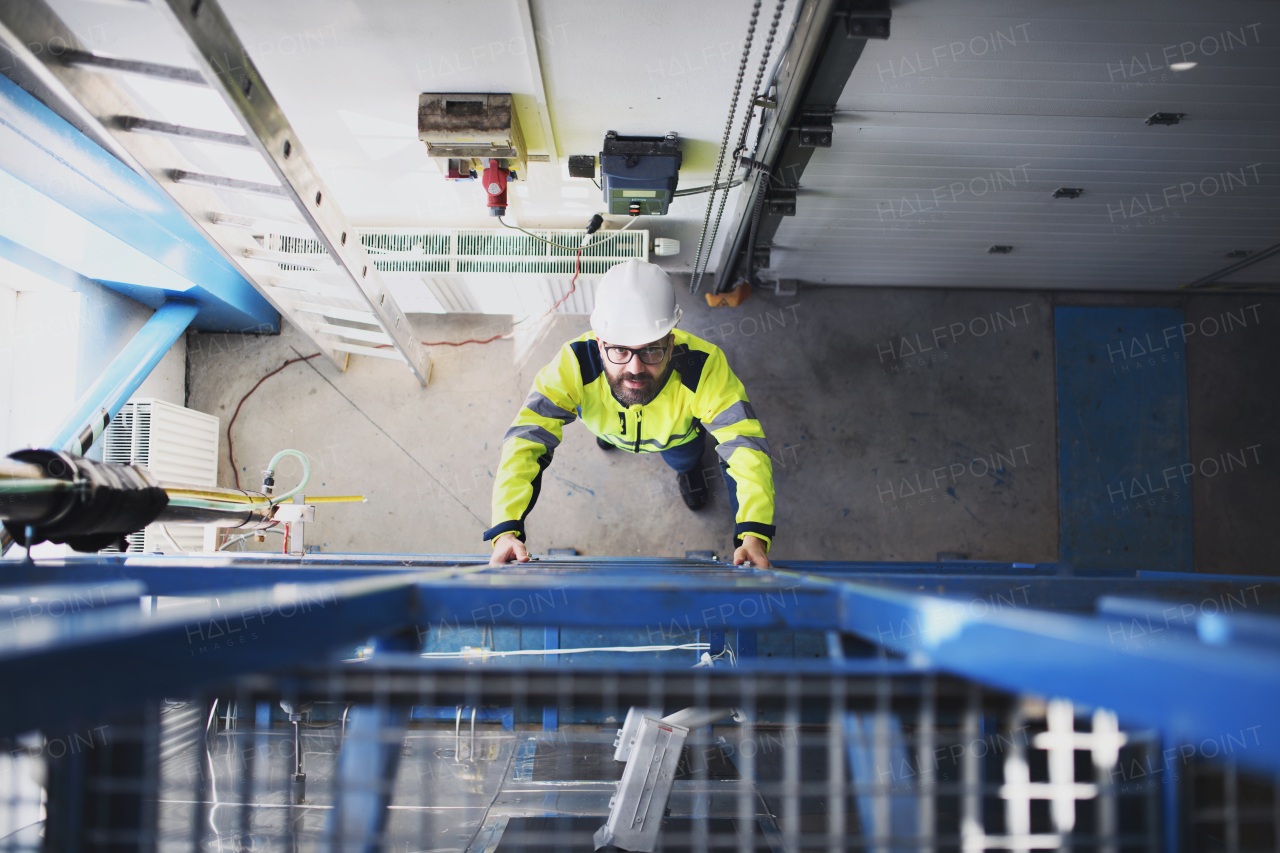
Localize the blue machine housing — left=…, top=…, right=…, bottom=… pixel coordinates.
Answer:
left=599, top=131, right=682, bottom=216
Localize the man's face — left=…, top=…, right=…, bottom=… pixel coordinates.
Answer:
left=598, top=334, right=673, bottom=407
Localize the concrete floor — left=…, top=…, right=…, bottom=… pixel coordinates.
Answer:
left=186, top=284, right=1062, bottom=561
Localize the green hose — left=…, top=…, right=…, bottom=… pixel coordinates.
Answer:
left=265, top=449, right=311, bottom=505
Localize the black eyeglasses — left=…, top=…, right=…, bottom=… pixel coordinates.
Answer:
left=602, top=341, right=669, bottom=365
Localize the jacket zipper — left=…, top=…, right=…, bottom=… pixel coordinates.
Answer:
left=618, top=411, right=626, bottom=435
left=634, top=408, right=643, bottom=453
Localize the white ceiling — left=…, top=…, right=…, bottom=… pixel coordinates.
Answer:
left=769, top=0, right=1280, bottom=289
left=38, top=0, right=1280, bottom=290
left=45, top=0, right=797, bottom=276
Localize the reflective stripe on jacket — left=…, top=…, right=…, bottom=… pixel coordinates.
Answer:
left=484, top=329, right=776, bottom=547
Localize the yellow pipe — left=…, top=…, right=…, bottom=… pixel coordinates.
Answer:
left=305, top=495, right=367, bottom=504
left=163, top=487, right=270, bottom=506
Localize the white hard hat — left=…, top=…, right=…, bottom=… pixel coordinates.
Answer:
left=590, top=259, right=682, bottom=346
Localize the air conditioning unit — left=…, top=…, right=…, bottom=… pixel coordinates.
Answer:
left=100, top=399, right=220, bottom=554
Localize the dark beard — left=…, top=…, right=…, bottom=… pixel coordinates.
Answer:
left=607, top=361, right=672, bottom=407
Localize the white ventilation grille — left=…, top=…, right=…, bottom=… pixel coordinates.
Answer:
left=100, top=399, right=220, bottom=554
left=264, top=228, right=648, bottom=317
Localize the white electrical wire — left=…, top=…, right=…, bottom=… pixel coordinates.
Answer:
left=218, top=528, right=284, bottom=551
left=159, top=525, right=185, bottom=553
left=415, top=642, right=709, bottom=660
left=710, top=643, right=737, bottom=666
left=497, top=215, right=638, bottom=252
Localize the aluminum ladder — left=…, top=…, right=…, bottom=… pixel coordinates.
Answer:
left=0, top=0, right=431, bottom=384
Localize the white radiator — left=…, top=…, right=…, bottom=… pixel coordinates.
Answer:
left=101, top=399, right=220, bottom=554
left=260, top=227, right=649, bottom=318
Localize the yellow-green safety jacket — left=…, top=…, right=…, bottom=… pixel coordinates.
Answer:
left=484, top=329, right=776, bottom=549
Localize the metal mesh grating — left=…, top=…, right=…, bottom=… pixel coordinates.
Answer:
left=2, top=558, right=1274, bottom=851
left=1186, top=757, right=1279, bottom=852
left=0, top=669, right=1217, bottom=851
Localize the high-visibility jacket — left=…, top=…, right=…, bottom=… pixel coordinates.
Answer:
left=484, top=329, right=776, bottom=548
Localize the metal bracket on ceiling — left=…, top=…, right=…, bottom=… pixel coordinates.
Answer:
left=793, top=107, right=835, bottom=148
left=833, top=6, right=891, bottom=40
left=765, top=187, right=797, bottom=216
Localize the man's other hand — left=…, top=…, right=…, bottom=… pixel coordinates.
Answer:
left=733, top=534, right=770, bottom=568
left=490, top=533, right=530, bottom=567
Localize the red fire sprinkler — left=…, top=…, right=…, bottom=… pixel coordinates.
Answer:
left=483, top=158, right=509, bottom=216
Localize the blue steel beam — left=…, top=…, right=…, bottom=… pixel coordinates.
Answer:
left=543, top=626, right=559, bottom=731
left=410, top=706, right=514, bottom=730
left=327, top=628, right=417, bottom=853
left=1, top=557, right=1276, bottom=612
left=1, top=555, right=1277, bottom=772
left=0, top=574, right=420, bottom=738
left=328, top=704, right=409, bottom=853
left=47, top=299, right=200, bottom=453
left=0, top=72, right=276, bottom=331
left=782, top=572, right=1280, bottom=773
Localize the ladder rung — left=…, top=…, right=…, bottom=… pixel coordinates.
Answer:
left=293, top=302, right=379, bottom=324
left=212, top=213, right=316, bottom=238
left=244, top=247, right=334, bottom=268
left=60, top=49, right=205, bottom=85
left=119, top=116, right=250, bottom=147
left=170, top=170, right=286, bottom=196
left=326, top=341, right=407, bottom=362
left=314, top=323, right=393, bottom=345
left=211, top=212, right=257, bottom=228
left=265, top=277, right=365, bottom=303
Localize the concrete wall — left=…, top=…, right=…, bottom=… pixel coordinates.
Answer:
left=706, top=286, right=1058, bottom=562
left=1184, top=297, right=1275, bottom=575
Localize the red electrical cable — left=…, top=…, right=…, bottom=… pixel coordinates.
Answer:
left=381, top=249, right=581, bottom=349
left=226, top=251, right=582, bottom=488
left=421, top=333, right=510, bottom=346
left=227, top=353, right=321, bottom=489
left=428, top=248, right=581, bottom=337
left=544, top=250, right=582, bottom=314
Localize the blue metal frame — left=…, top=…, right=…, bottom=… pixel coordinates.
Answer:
left=7, top=556, right=1276, bottom=609
left=0, top=73, right=276, bottom=332
left=543, top=626, right=559, bottom=731
left=0, top=573, right=419, bottom=738
left=410, top=706, right=515, bottom=731
left=1, top=554, right=1277, bottom=777
left=47, top=299, right=200, bottom=452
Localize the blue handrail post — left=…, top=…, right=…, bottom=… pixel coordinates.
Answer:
left=46, top=299, right=201, bottom=455
left=543, top=626, right=559, bottom=731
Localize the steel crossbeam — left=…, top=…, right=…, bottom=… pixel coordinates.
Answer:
left=0, top=573, right=423, bottom=738
left=1, top=555, right=1277, bottom=775
left=1, top=556, right=1275, bottom=611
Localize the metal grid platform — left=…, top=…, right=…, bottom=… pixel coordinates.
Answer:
left=0, top=554, right=1276, bottom=851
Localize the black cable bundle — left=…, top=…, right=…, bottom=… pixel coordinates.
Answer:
left=3, top=450, right=169, bottom=552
